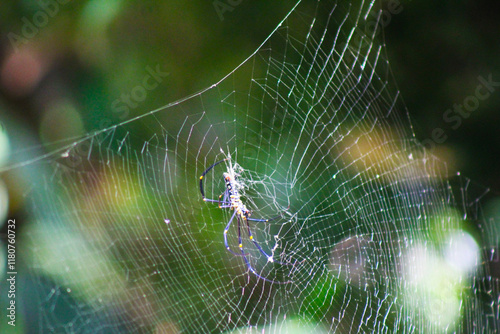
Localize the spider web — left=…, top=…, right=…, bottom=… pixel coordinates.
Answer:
left=4, top=0, right=499, bottom=333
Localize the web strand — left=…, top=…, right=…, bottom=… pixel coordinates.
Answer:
left=7, top=1, right=498, bottom=333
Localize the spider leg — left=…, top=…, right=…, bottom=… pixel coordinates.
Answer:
left=218, top=190, right=231, bottom=208
left=247, top=213, right=282, bottom=222
left=240, top=240, right=291, bottom=284
left=246, top=217, right=268, bottom=222
left=234, top=213, right=290, bottom=283
left=246, top=209, right=293, bottom=266
left=247, top=206, right=289, bottom=222
left=203, top=198, right=231, bottom=206
left=202, top=187, right=231, bottom=206
left=199, top=159, right=228, bottom=200
left=224, top=211, right=248, bottom=256
left=245, top=221, right=290, bottom=266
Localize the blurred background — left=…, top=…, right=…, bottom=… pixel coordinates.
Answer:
left=0, top=0, right=498, bottom=198
left=0, top=0, right=499, bottom=332
left=385, top=0, right=500, bottom=190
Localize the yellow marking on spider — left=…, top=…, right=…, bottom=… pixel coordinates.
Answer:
left=239, top=244, right=243, bottom=248
left=249, top=236, right=253, bottom=240
left=200, top=176, right=203, bottom=180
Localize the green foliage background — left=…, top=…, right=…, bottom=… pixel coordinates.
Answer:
left=0, top=0, right=499, bottom=332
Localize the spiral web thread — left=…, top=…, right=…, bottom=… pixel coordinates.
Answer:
left=11, top=0, right=500, bottom=333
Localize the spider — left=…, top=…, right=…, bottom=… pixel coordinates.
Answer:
left=199, top=159, right=290, bottom=284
